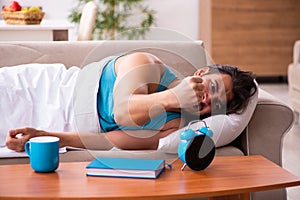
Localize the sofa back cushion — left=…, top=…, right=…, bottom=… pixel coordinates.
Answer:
left=0, top=41, right=208, bottom=77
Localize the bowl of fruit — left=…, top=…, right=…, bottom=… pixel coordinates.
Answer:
left=1, top=1, right=45, bottom=25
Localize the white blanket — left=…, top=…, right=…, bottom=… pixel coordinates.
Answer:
left=0, top=64, right=80, bottom=147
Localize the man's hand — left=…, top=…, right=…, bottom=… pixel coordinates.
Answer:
left=169, top=76, right=204, bottom=114
left=5, top=127, right=43, bottom=152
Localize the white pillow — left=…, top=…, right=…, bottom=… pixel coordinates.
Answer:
left=158, top=89, right=259, bottom=154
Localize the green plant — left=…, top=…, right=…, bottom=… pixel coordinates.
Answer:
left=69, top=0, right=156, bottom=40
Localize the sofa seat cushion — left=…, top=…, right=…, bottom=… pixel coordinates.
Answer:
left=0, top=145, right=244, bottom=165
left=57, top=146, right=245, bottom=162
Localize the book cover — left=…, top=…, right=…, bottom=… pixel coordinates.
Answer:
left=86, top=157, right=165, bottom=179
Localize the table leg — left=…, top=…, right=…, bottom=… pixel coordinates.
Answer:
left=208, top=192, right=250, bottom=200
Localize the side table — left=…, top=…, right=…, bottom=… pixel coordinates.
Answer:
left=0, top=20, right=73, bottom=41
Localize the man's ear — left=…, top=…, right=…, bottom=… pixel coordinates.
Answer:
left=194, top=67, right=210, bottom=76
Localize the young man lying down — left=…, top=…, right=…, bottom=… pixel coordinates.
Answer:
left=4, top=52, right=257, bottom=152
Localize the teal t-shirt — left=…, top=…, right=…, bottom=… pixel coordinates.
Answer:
left=97, top=56, right=181, bottom=132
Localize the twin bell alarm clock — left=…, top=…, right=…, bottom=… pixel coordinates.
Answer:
left=177, top=120, right=215, bottom=171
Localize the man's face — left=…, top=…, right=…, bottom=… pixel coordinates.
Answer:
left=195, top=72, right=234, bottom=115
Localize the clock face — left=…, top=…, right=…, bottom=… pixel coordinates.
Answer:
left=185, top=135, right=215, bottom=171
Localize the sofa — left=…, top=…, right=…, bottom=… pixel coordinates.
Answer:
left=0, top=40, right=295, bottom=200
left=288, top=40, right=300, bottom=123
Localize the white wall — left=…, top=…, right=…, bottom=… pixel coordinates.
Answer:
left=146, top=0, right=199, bottom=40
left=1, top=0, right=199, bottom=40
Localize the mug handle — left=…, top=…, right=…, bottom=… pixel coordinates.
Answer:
left=24, top=141, right=31, bottom=156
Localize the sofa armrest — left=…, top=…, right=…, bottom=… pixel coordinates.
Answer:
left=288, top=40, right=300, bottom=118
left=293, top=40, right=300, bottom=65
left=240, top=88, right=294, bottom=166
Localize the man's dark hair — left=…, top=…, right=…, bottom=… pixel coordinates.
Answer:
left=208, top=64, right=257, bottom=114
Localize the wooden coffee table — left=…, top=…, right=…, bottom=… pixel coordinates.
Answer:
left=0, top=155, right=300, bottom=200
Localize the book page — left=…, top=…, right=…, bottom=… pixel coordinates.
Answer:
left=0, top=146, right=67, bottom=158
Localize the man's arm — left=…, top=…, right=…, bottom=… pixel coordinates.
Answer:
left=105, top=118, right=183, bottom=150
left=6, top=118, right=183, bottom=152
left=113, top=52, right=204, bottom=127
left=5, top=127, right=98, bottom=152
